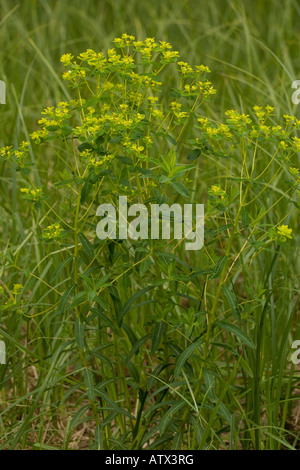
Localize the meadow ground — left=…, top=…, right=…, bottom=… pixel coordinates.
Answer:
left=0, top=0, right=299, bottom=450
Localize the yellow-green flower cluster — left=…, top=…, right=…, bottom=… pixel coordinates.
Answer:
left=208, top=184, right=228, bottom=210
left=198, top=104, right=299, bottom=153
left=42, top=223, right=63, bottom=240
left=253, top=105, right=274, bottom=122
left=292, top=136, right=300, bottom=151
left=30, top=129, right=49, bottom=144
left=20, top=187, right=43, bottom=203
left=150, top=109, right=164, bottom=120
left=60, top=36, right=180, bottom=83
left=88, top=154, right=115, bottom=170
left=133, top=37, right=176, bottom=64
left=257, top=124, right=272, bottom=137
left=177, top=61, right=194, bottom=77
left=0, top=283, right=22, bottom=307
left=271, top=125, right=285, bottom=137
left=79, top=149, right=92, bottom=159
left=197, top=80, right=217, bottom=99
left=113, top=34, right=136, bottom=48
left=41, top=102, right=70, bottom=118
left=45, top=38, right=214, bottom=173
left=172, top=110, right=189, bottom=125
left=128, top=73, right=162, bottom=90
left=197, top=118, right=232, bottom=141
left=12, top=284, right=23, bottom=295
left=62, top=63, right=87, bottom=83
left=60, top=53, right=74, bottom=65
left=77, top=49, right=106, bottom=67
left=282, top=115, right=300, bottom=129
left=279, top=140, right=288, bottom=150
left=209, top=185, right=227, bottom=199
left=160, top=50, right=180, bottom=64
left=277, top=224, right=293, bottom=241
left=289, top=167, right=299, bottom=176
left=288, top=166, right=300, bottom=185
left=170, top=101, right=191, bottom=124
left=283, top=115, right=296, bottom=124
left=181, top=80, right=216, bottom=99
left=184, top=84, right=197, bottom=95
left=147, top=96, right=159, bottom=111
left=0, top=146, right=13, bottom=159
left=177, top=62, right=211, bottom=79
left=123, top=141, right=146, bottom=159
left=33, top=102, right=72, bottom=138
left=75, top=107, right=145, bottom=138
left=0, top=142, right=30, bottom=167
left=170, top=101, right=182, bottom=113
left=225, top=110, right=252, bottom=129
left=143, top=135, right=153, bottom=147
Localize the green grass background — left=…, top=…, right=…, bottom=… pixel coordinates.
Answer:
left=1, top=0, right=300, bottom=233
left=0, top=0, right=299, bottom=450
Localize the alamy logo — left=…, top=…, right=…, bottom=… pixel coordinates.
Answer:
left=291, top=340, right=300, bottom=365
left=291, top=80, right=300, bottom=105
left=0, top=80, right=6, bottom=104
left=96, top=197, right=204, bottom=251
left=0, top=340, right=5, bottom=364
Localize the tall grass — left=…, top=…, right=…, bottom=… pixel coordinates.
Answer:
left=0, top=0, right=299, bottom=450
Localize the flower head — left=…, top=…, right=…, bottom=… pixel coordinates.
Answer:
left=277, top=225, right=293, bottom=241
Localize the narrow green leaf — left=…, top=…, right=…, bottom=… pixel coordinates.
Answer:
left=88, top=350, right=114, bottom=372
left=60, top=284, right=76, bottom=313
left=240, top=356, right=254, bottom=378
left=222, top=284, right=241, bottom=323
left=50, top=255, right=73, bottom=282
left=166, top=134, right=177, bottom=146
left=212, top=342, right=239, bottom=356
left=151, top=321, right=166, bottom=354
left=78, top=142, right=94, bottom=153
left=218, top=402, right=233, bottom=425
left=80, top=180, right=93, bottom=204
left=214, top=320, right=255, bottom=349
left=242, top=206, right=250, bottom=229
left=127, top=334, right=152, bottom=361
left=186, top=148, right=201, bottom=162
left=70, top=404, right=90, bottom=430
left=75, top=318, right=85, bottom=351
left=122, top=323, right=138, bottom=347
left=174, top=340, right=203, bottom=378
left=84, top=368, right=95, bottom=401
left=209, top=256, right=227, bottom=279
left=117, top=286, right=156, bottom=327
left=170, top=181, right=190, bottom=198
left=161, top=400, right=186, bottom=433
left=203, top=369, right=217, bottom=402
left=89, top=306, right=116, bottom=331
left=95, top=388, right=134, bottom=419
left=71, top=291, right=88, bottom=308
left=78, top=232, right=94, bottom=258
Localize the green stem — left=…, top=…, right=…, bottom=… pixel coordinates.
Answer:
left=180, top=182, right=250, bottom=431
